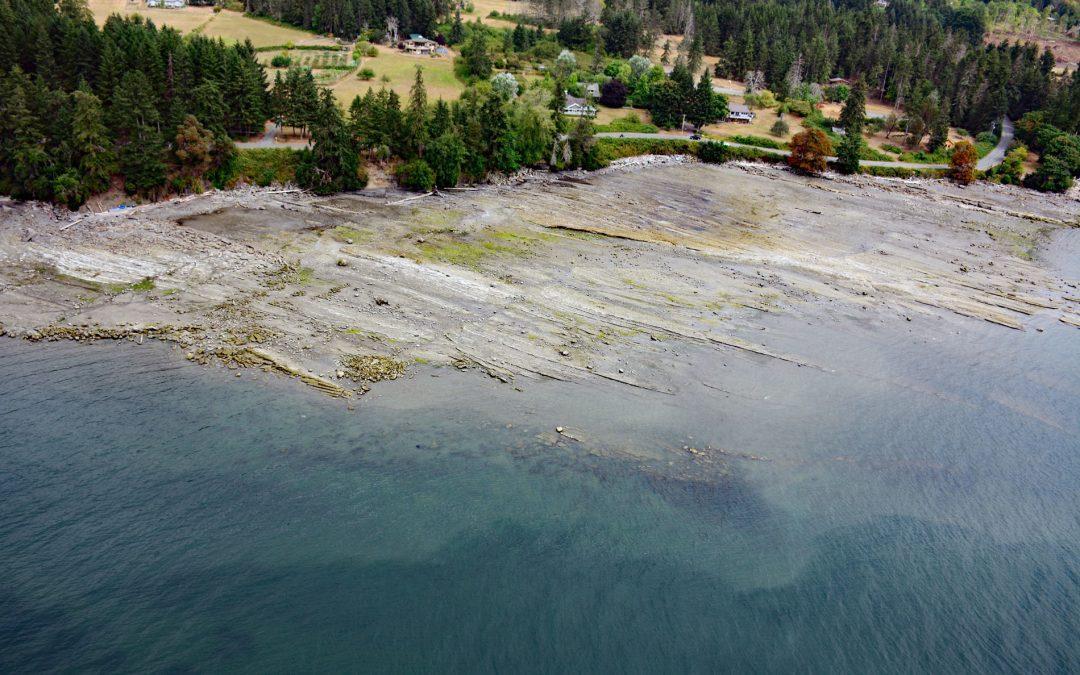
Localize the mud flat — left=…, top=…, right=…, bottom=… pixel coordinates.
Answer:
left=1, top=161, right=1077, bottom=397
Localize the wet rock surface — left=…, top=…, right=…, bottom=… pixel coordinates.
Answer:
left=1, top=164, right=1077, bottom=398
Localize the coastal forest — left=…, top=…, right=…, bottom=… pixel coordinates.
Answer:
left=0, top=0, right=1078, bottom=209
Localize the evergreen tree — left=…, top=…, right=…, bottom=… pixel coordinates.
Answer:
left=112, top=71, right=165, bottom=195
left=461, top=32, right=492, bottom=79
left=567, top=114, right=600, bottom=170
left=928, top=109, right=950, bottom=152
left=480, top=93, right=518, bottom=173
left=426, top=132, right=465, bottom=188
left=512, top=24, right=527, bottom=52
left=404, top=66, right=429, bottom=158
left=688, top=33, right=704, bottom=77
left=7, top=75, right=54, bottom=201
left=428, top=98, right=452, bottom=138
left=689, top=72, right=725, bottom=128
left=450, top=10, right=465, bottom=45
left=836, top=76, right=866, bottom=174
left=71, top=88, right=114, bottom=195
left=192, top=81, right=228, bottom=138
left=298, top=89, right=365, bottom=195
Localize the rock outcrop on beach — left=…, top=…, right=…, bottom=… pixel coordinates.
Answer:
left=1, top=162, right=1077, bottom=396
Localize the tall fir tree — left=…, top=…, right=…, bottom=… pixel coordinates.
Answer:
left=71, top=87, right=115, bottom=195
left=112, top=70, right=166, bottom=195
left=836, top=76, right=867, bottom=174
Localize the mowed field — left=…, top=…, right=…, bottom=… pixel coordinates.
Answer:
left=87, top=0, right=334, bottom=47
left=466, top=0, right=532, bottom=30
left=330, top=45, right=465, bottom=104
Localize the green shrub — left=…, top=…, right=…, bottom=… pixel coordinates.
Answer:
left=396, top=159, right=436, bottom=192
left=729, top=134, right=786, bottom=150
left=357, top=67, right=375, bottom=80
left=769, top=119, right=789, bottom=137
left=881, top=143, right=903, bottom=154
left=744, top=91, right=777, bottom=109
left=858, top=165, right=947, bottom=179
left=698, top=141, right=730, bottom=163
left=987, top=144, right=1027, bottom=185
left=271, top=54, right=292, bottom=68
left=824, top=84, right=849, bottom=102
left=230, top=149, right=301, bottom=187
left=779, top=99, right=815, bottom=117
left=594, top=138, right=696, bottom=162
left=354, top=42, right=378, bottom=58
left=859, top=145, right=892, bottom=161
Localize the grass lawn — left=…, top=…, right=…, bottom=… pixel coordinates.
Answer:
left=466, top=0, right=532, bottom=30
left=88, top=0, right=215, bottom=30
left=592, top=106, right=654, bottom=126
left=701, top=95, right=797, bottom=143
left=330, top=45, right=465, bottom=105
left=201, top=11, right=335, bottom=47
left=86, top=2, right=334, bottom=47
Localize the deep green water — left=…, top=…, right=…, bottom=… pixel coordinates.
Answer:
left=1, top=302, right=1079, bottom=671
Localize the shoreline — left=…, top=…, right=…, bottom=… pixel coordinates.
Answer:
left=2, top=160, right=1077, bottom=400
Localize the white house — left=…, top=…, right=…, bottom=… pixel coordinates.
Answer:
left=146, top=0, right=185, bottom=7
left=727, top=104, right=755, bottom=123
left=562, top=95, right=597, bottom=117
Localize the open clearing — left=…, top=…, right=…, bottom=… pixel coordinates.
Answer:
left=465, top=0, right=534, bottom=30
left=986, top=30, right=1080, bottom=72
left=331, top=45, right=464, bottom=103
left=2, top=161, right=1076, bottom=399
left=87, top=1, right=335, bottom=47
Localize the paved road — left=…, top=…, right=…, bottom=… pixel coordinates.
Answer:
left=595, top=131, right=949, bottom=169
left=238, top=118, right=1013, bottom=171
left=597, top=119, right=1013, bottom=171
left=977, top=116, right=1014, bottom=171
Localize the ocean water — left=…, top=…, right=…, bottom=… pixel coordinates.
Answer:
left=1, top=304, right=1078, bottom=671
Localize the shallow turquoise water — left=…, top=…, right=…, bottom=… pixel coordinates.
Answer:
left=1, top=309, right=1078, bottom=671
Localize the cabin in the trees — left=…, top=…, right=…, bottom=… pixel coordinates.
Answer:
left=146, top=0, right=185, bottom=7
left=727, top=104, right=755, bottom=123
left=403, top=34, right=437, bottom=55
left=563, top=95, right=597, bottom=117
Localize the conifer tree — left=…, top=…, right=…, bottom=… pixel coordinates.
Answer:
left=836, top=76, right=866, bottom=174
left=112, top=71, right=165, bottom=195
left=71, top=88, right=114, bottom=195
left=404, top=66, right=429, bottom=158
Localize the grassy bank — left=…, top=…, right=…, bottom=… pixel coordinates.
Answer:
left=230, top=148, right=302, bottom=187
